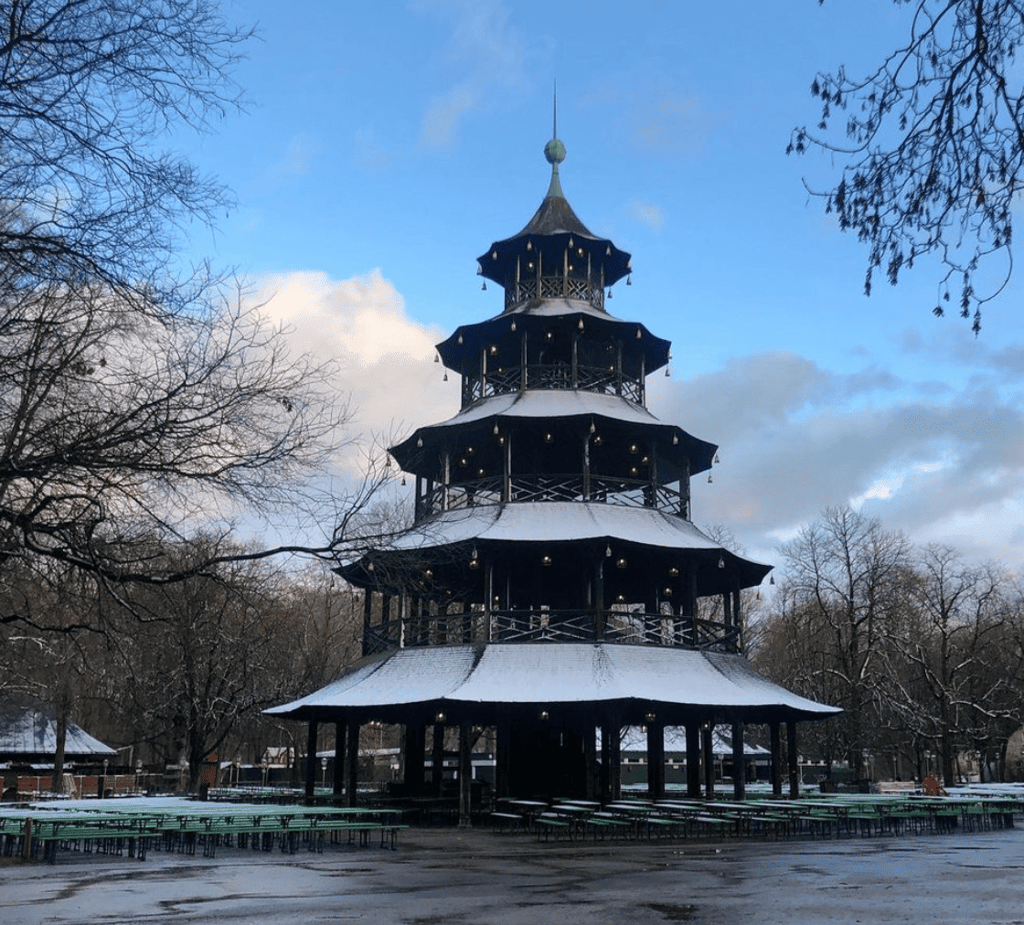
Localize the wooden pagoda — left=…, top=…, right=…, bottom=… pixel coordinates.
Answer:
left=269, top=132, right=839, bottom=819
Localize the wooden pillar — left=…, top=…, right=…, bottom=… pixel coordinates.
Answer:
left=607, top=720, right=621, bottom=802
left=702, top=722, right=715, bottom=800
left=646, top=719, right=665, bottom=801
left=483, top=562, right=493, bottom=641
left=345, top=721, right=360, bottom=807
left=333, top=722, right=345, bottom=797
left=362, top=589, right=372, bottom=656
left=458, top=722, right=473, bottom=828
left=432, top=722, right=445, bottom=795
left=404, top=723, right=426, bottom=795
left=787, top=721, right=800, bottom=799
left=495, top=716, right=511, bottom=800
left=686, top=722, right=702, bottom=798
left=731, top=720, right=745, bottom=801
left=583, top=723, right=598, bottom=800
left=520, top=331, right=528, bottom=390
left=304, top=718, right=319, bottom=802
left=770, top=721, right=783, bottom=796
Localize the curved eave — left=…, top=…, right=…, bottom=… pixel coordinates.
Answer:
left=390, top=391, right=715, bottom=476
left=266, top=643, right=840, bottom=723
left=343, top=502, right=771, bottom=589
left=437, top=304, right=669, bottom=373
left=477, top=191, right=631, bottom=290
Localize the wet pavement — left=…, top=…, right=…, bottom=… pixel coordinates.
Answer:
left=3, top=825, right=1023, bottom=924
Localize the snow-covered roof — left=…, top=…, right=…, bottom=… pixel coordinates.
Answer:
left=378, top=501, right=757, bottom=556
left=266, top=643, right=839, bottom=721
left=0, top=708, right=116, bottom=758
left=426, top=389, right=661, bottom=429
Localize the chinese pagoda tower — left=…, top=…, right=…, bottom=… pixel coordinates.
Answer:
left=270, top=130, right=837, bottom=815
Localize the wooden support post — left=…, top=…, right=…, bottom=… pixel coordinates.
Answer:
left=647, top=719, right=665, bottom=802
left=333, top=723, right=345, bottom=797
left=583, top=723, right=598, bottom=801
left=731, top=721, right=745, bottom=801
left=686, top=722, right=702, bottom=798
left=702, top=722, right=715, bottom=800
left=345, top=721, right=360, bottom=807
left=458, top=723, right=473, bottom=828
left=787, top=721, right=800, bottom=799
left=304, top=718, right=319, bottom=802
left=432, top=722, right=445, bottom=795
left=495, top=716, right=511, bottom=800
left=607, top=720, right=621, bottom=802
left=362, top=590, right=373, bottom=656
left=770, top=721, right=783, bottom=796
left=403, top=723, right=426, bottom=796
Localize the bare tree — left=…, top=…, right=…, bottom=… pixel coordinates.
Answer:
left=791, top=1, right=1024, bottom=331
left=775, top=507, right=911, bottom=777
left=0, top=1, right=398, bottom=622
left=0, top=0, right=249, bottom=306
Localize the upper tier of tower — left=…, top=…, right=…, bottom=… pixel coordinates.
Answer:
left=476, top=134, right=631, bottom=315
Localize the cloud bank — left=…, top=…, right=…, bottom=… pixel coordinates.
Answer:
left=247, top=270, right=1024, bottom=569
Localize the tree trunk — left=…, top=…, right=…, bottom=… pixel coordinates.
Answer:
left=51, top=709, right=67, bottom=795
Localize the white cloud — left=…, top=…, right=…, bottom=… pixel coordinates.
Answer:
left=249, top=269, right=455, bottom=475
left=648, top=349, right=1024, bottom=568
left=276, top=134, right=321, bottom=177
left=414, top=0, right=539, bottom=151
left=628, top=199, right=666, bottom=231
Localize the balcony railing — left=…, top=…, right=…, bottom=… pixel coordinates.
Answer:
left=419, top=473, right=688, bottom=520
left=461, top=363, right=644, bottom=405
left=362, top=608, right=740, bottom=656
left=505, top=275, right=604, bottom=311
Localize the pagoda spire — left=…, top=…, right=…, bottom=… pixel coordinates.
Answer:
left=544, top=81, right=566, bottom=200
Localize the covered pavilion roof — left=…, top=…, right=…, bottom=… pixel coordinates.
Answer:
left=0, top=707, right=116, bottom=760
left=267, top=643, right=839, bottom=724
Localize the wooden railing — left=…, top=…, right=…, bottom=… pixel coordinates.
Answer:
left=419, top=474, right=687, bottom=519
left=504, top=275, right=605, bottom=311
left=362, top=609, right=739, bottom=656
left=461, top=364, right=644, bottom=405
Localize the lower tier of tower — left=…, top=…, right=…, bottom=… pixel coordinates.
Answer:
left=267, top=643, right=839, bottom=803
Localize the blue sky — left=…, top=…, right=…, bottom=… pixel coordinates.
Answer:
left=177, top=0, right=1024, bottom=570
